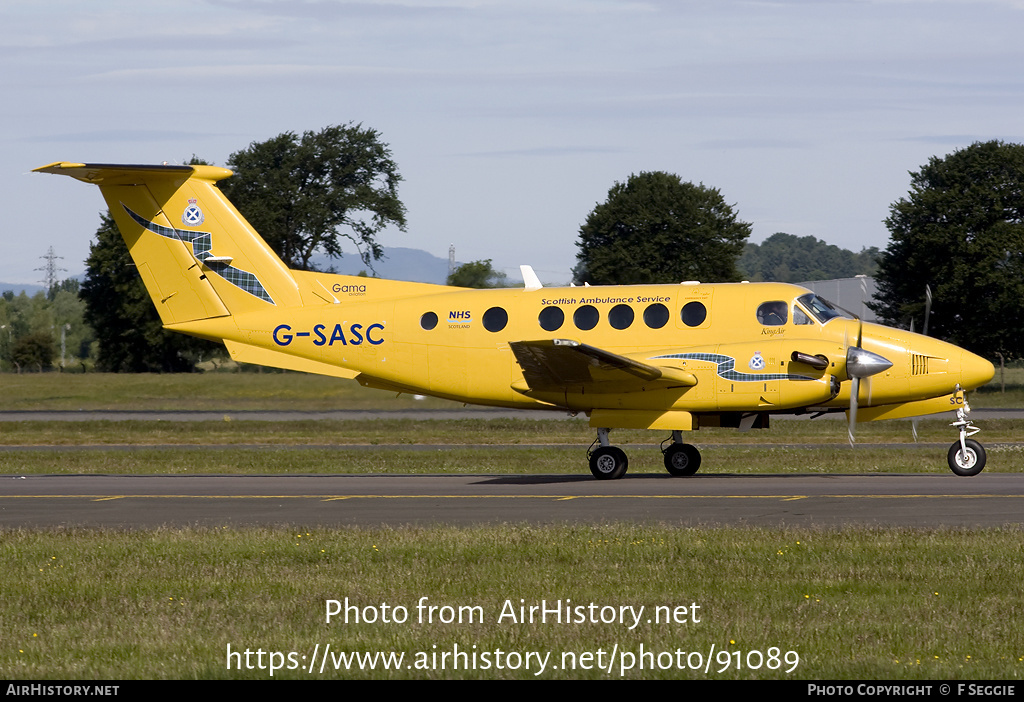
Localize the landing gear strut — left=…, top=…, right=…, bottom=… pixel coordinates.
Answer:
left=662, top=430, right=701, bottom=476
left=948, top=396, right=986, bottom=476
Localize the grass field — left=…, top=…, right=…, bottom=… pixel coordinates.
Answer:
left=1, top=409, right=1022, bottom=476
left=2, top=369, right=1024, bottom=410
left=3, top=526, right=1023, bottom=679
left=0, top=372, right=460, bottom=411
left=1, top=373, right=1022, bottom=680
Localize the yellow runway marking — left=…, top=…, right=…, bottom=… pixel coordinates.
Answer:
left=4, top=494, right=1024, bottom=500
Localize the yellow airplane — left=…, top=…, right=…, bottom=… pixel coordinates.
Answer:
left=35, top=161, right=996, bottom=479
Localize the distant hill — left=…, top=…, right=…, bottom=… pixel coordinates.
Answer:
left=311, top=246, right=451, bottom=284
left=2, top=247, right=492, bottom=294
left=0, top=282, right=46, bottom=296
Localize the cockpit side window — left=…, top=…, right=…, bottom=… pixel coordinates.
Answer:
left=797, top=293, right=850, bottom=324
left=756, top=301, right=788, bottom=326
left=793, top=304, right=813, bottom=325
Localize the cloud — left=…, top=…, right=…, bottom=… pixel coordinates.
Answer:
left=897, top=134, right=1024, bottom=146
left=83, top=63, right=422, bottom=84
left=462, top=145, right=627, bottom=158
left=205, top=0, right=470, bottom=20
left=28, top=129, right=220, bottom=143
left=698, top=138, right=811, bottom=150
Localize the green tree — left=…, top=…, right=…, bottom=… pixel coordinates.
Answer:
left=871, top=140, right=1024, bottom=358
left=574, top=172, right=750, bottom=285
left=221, top=123, right=406, bottom=271
left=446, top=259, right=509, bottom=288
left=79, top=213, right=220, bottom=372
left=0, top=286, right=94, bottom=371
left=10, top=331, right=54, bottom=372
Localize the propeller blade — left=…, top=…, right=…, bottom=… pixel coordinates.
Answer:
left=910, top=284, right=931, bottom=440
left=922, top=284, right=932, bottom=337
left=848, top=375, right=859, bottom=446
left=842, top=317, right=886, bottom=447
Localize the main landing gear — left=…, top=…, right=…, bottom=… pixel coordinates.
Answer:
left=663, top=431, right=701, bottom=476
left=587, top=428, right=702, bottom=480
left=948, top=398, right=986, bottom=477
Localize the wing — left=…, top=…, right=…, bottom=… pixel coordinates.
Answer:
left=509, top=339, right=697, bottom=395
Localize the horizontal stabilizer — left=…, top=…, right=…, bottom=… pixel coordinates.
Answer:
left=223, top=340, right=358, bottom=379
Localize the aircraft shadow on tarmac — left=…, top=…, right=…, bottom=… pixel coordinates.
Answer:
left=473, top=472, right=956, bottom=485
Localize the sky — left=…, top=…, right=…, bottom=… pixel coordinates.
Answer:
left=5, top=0, right=1024, bottom=286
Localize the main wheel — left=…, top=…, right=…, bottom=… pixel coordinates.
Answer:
left=947, top=438, right=986, bottom=476
left=589, top=446, right=628, bottom=480
left=664, top=443, right=701, bottom=476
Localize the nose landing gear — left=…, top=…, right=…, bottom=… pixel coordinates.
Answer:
left=948, top=392, right=986, bottom=476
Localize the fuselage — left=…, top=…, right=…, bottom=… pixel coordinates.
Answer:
left=200, top=276, right=993, bottom=418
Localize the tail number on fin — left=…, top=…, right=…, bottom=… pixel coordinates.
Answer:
left=273, top=323, right=385, bottom=347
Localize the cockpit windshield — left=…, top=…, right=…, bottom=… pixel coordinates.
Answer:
left=796, top=293, right=852, bottom=325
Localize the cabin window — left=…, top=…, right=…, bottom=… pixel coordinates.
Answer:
left=420, top=312, right=438, bottom=330
left=681, top=301, right=707, bottom=327
left=608, top=304, right=634, bottom=330
left=538, top=306, right=564, bottom=332
left=756, top=301, right=788, bottom=326
left=574, top=305, right=599, bottom=331
left=482, top=306, right=508, bottom=332
left=643, top=303, right=669, bottom=329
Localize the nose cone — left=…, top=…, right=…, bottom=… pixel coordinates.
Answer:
left=959, top=349, right=995, bottom=391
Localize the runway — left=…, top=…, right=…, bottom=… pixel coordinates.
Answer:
left=3, top=472, right=1023, bottom=528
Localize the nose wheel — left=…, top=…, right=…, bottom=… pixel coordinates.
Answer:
left=948, top=438, right=986, bottom=476
left=948, top=394, right=986, bottom=476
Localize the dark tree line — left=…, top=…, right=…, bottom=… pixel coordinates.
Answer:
left=738, top=233, right=879, bottom=283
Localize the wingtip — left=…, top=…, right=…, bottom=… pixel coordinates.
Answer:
left=33, top=161, right=87, bottom=174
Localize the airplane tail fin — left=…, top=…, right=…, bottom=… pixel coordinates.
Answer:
left=34, top=162, right=301, bottom=328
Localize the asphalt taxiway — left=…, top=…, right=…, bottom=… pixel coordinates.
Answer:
left=3, top=472, right=1023, bottom=528
left=2, top=408, right=1020, bottom=528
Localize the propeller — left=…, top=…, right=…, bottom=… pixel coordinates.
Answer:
left=910, top=284, right=933, bottom=442
left=845, top=317, right=893, bottom=445
left=922, top=284, right=932, bottom=337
